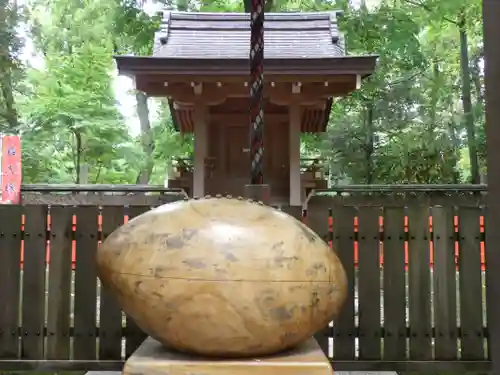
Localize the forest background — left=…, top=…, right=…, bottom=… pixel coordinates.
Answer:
left=0, top=0, right=485, bottom=186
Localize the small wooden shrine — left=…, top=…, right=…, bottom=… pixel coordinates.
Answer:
left=115, top=11, right=377, bottom=205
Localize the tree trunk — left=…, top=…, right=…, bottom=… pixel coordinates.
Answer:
left=135, top=91, right=154, bottom=184
left=429, top=57, right=440, bottom=130
left=0, top=70, right=18, bottom=130
left=471, top=51, right=484, bottom=119
left=74, top=130, right=83, bottom=184
left=364, top=102, right=375, bottom=184
left=458, top=14, right=480, bottom=184
left=446, top=121, right=460, bottom=183
left=0, top=1, right=19, bottom=131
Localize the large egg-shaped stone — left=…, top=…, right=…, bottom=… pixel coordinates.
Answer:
left=96, top=198, right=347, bottom=357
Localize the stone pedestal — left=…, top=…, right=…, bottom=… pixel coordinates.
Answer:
left=123, top=337, right=333, bottom=375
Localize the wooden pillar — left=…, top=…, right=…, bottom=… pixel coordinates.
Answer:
left=193, top=104, right=207, bottom=197
left=484, top=0, right=500, bottom=374
left=289, top=104, right=301, bottom=206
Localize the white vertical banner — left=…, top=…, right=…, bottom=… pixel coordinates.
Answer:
left=0, top=134, right=21, bottom=204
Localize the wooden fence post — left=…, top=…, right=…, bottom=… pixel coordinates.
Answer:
left=484, top=0, right=500, bottom=374
left=74, top=206, right=99, bottom=360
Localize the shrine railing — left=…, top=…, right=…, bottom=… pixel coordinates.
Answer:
left=0, top=184, right=492, bottom=373
left=168, top=157, right=330, bottom=176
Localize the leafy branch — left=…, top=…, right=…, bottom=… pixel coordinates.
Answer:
left=402, top=0, right=459, bottom=25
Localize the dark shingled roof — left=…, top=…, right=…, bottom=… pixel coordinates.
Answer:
left=153, top=11, right=346, bottom=60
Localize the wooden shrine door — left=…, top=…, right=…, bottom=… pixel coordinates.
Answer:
left=226, top=125, right=248, bottom=178
left=208, top=122, right=291, bottom=200
left=265, top=122, right=290, bottom=198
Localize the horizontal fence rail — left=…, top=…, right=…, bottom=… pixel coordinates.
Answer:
left=314, top=184, right=488, bottom=192
left=0, top=188, right=492, bottom=373
left=20, top=184, right=186, bottom=193
left=19, top=186, right=188, bottom=205
left=20, top=183, right=489, bottom=193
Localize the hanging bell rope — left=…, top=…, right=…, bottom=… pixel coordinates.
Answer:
left=249, top=0, right=264, bottom=185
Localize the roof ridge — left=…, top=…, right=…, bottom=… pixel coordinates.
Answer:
left=329, top=12, right=339, bottom=44
left=153, top=11, right=171, bottom=56
left=164, top=11, right=343, bottom=20
left=150, top=10, right=349, bottom=61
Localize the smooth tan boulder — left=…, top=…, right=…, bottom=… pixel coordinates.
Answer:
left=96, top=197, right=347, bottom=357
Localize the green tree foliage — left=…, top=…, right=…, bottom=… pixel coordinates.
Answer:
left=20, top=0, right=137, bottom=183
left=301, top=0, right=483, bottom=184
left=0, top=0, right=23, bottom=131
left=0, top=0, right=486, bottom=185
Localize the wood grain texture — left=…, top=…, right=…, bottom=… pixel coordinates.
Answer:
left=21, top=205, right=48, bottom=359
left=125, top=206, right=151, bottom=358
left=331, top=205, right=356, bottom=360
left=382, top=206, right=406, bottom=360
left=407, top=205, right=432, bottom=360
left=357, top=207, right=381, bottom=360
left=458, top=207, right=485, bottom=360
left=74, top=206, right=99, bottom=360
left=46, top=206, right=73, bottom=359
left=99, top=206, right=125, bottom=360
left=0, top=205, right=22, bottom=358
left=432, top=206, right=458, bottom=360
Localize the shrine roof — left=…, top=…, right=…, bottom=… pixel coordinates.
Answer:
left=114, top=11, right=378, bottom=135
left=153, top=11, right=345, bottom=60
left=115, top=11, right=377, bottom=77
